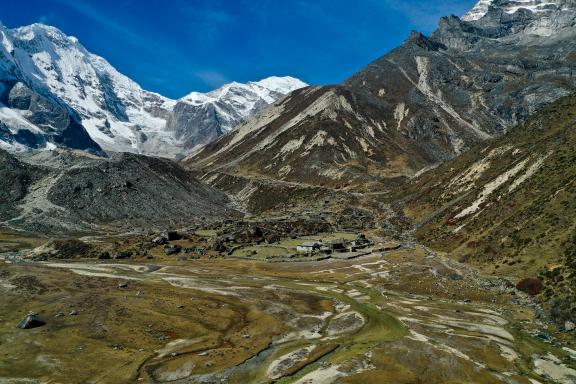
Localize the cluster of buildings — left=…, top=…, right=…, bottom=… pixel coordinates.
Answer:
left=296, top=234, right=373, bottom=259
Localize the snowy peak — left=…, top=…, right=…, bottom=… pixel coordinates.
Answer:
left=167, top=76, right=307, bottom=150
left=455, top=0, right=576, bottom=40
left=462, top=0, right=495, bottom=20
left=251, top=76, right=308, bottom=95
left=1, top=21, right=175, bottom=155
left=178, top=76, right=307, bottom=127
left=181, top=76, right=307, bottom=106
left=463, top=0, right=570, bottom=21
left=13, top=23, right=79, bottom=46
left=0, top=21, right=306, bottom=158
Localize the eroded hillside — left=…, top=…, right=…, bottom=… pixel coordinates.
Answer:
left=400, top=94, right=576, bottom=327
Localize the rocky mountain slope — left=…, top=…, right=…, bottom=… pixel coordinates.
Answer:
left=188, top=0, right=576, bottom=187
left=0, top=22, right=305, bottom=157
left=186, top=85, right=433, bottom=187
left=165, top=76, right=306, bottom=153
left=398, top=94, right=576, bottom=326
left=0, top=149, right=235, bottom=233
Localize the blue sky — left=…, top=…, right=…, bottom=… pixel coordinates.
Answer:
left=1, top=0, right=477, bottom=98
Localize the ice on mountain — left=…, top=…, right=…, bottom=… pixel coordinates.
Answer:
left=463, top=0, right=566, bottom=21
left=0, top=21, right=307, bottom=157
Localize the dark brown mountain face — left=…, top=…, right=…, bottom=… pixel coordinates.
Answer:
left=187, top=4, right=576, bottom=188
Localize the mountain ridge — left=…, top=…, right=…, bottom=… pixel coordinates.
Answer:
left=463, top=0, right=574, bottom=23
left=0, top=22, right=306, bottom=158
left=188, top=0, right=575, bottom=187
left=166, top=76, right=306, bottom=153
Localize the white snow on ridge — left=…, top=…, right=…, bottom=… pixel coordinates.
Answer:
left=3, top=23, right=176, bottom=154
left=463, top=0, right=562, bottom=21
left=179, top=77, right=306, bottom=106
left=0, top=22, right=307, bottom=157
left=253, top=76, right=307, bottom=95
left=179, top=76, right=307, bottom=129
left=0, top=103, right=44, bottom=134
left=463, top=0, right=495, bottom=21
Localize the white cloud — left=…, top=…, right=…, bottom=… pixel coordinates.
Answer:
left=194, top=70, right=230, bottom=89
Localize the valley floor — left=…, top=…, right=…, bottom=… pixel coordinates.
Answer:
left=1, top=236, right=575, bottom=384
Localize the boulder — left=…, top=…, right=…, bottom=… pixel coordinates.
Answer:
left=114, top=251, right=132, bottom=260
left=210, top=241, right=227, bottom=252
left=17, top=313, right=46, bottom=329
left=98, top=251, right=111, bottom=260
left=164, top=245, right=182, bottom=255
left=565, top=321, right=575, bottom=332
left=516, top=278, right=544, bottom=296
left=448, top=273, right=464, bottom=281
left=249, top=226, right=263, bottom=238
left=166, top=231, right=182, bottom=241
left=152, top=236, right=168, bottom=245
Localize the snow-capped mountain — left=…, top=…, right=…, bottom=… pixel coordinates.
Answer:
left=0, top=24, right=103, bottom=154
left=0, top=22, right=306, bottom=157
left=166, top=76, right=307, bottom=150
left=463, top=0, right=573, bottom=24
left=0, top=22, right=175, bottom=155
left=458, top=0, right=576, bottom=43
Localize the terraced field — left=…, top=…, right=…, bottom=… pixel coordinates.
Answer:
left=2, top=244, right=574, bottom=383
